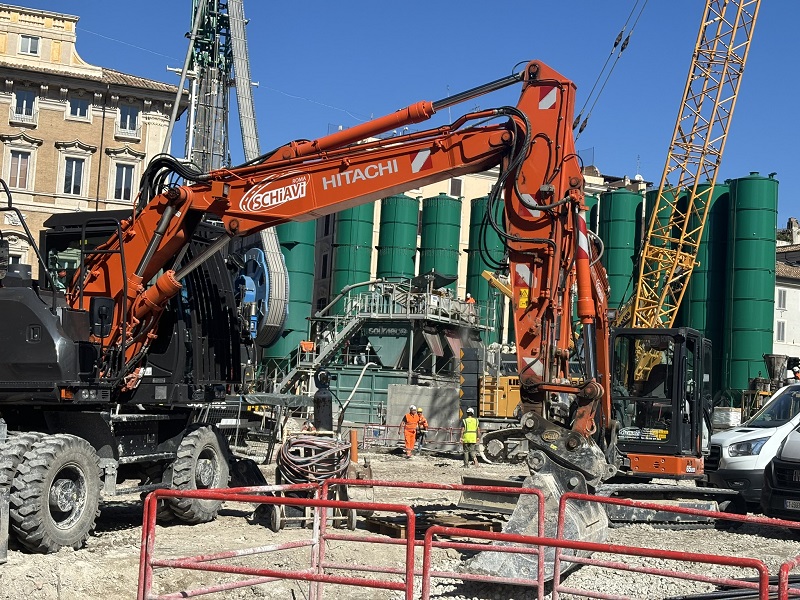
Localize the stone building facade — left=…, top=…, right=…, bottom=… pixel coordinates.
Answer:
left=0, top=4, right=187, bottom=273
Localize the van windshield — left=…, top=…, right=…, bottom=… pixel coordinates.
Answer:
left=746, top=386, right=800, bottom=428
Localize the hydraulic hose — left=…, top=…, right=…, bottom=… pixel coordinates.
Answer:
left=276, top=435, right=350, bottom=484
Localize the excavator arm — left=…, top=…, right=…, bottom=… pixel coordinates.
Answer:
left=72, top=61, right=613, bottom=448
left=0, top=58, right=617, bottom=581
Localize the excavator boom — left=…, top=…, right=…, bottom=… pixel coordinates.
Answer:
left=0, top=59, right=615, bottom=580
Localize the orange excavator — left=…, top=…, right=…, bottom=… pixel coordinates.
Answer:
left=0, top=59, right=670, bottom=579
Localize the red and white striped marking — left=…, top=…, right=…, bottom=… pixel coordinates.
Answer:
left=520, top=193, right=541, bottom=218
left=514, top=264, right=532, bottom=287
left=522, top=356, right=544, bottom=377
left=411, top=149, right=432, bottom=173
left=539, top=86, right=557, bottom=110
left=576, top=211, right=590, bottom=260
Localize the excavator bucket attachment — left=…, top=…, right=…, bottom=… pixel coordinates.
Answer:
left=465, top=412, right=613, bottom=582
left=465, top=457, right=607, bottom=581
left=458, top=475, right=524, bottom=514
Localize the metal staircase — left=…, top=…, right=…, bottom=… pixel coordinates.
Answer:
left=276, top=314, right=366, bottom=393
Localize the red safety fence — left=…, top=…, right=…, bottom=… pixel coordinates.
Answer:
left=137, top=482, right=416, bottom=600
left=355, top=422, right=463, bottom=453
left=137, top=478, right=800, bottom=600
left=420, top=525, right=772, bottom=600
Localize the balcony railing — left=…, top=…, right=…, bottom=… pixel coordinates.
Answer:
left=114, top=122, right=141, bottom=141
left=8, top=106, right=38, bottom=126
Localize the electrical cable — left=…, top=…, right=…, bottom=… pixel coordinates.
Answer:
left=574, top=0, right=649, bottom=141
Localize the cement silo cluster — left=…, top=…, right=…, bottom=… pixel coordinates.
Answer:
left=593, top=172, right=779, bottom=402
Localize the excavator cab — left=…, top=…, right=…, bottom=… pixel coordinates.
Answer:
left=611, top=327, right=712, bottom=479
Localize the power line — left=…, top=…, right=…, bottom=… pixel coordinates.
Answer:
left=77, top=27, right=180, bottom=62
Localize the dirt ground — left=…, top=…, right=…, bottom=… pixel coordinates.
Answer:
left=2, top=450, right=800, bottom=600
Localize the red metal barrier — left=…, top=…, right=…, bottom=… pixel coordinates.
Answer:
left=316, top=478, right=546, bottom=598
left=137, top=478, right=800, bottom=599
left=137, top=483, right=416, bottom=600
left=420, top=525, right=772, bottom=600
left=555, top=491, right=800, bottom=600
left=355, top=423, right=463, bottom=452
left=778, top=556, right=800, bottom=599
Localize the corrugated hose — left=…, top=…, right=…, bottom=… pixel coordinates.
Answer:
left=276, top=435, right=351, bottom=485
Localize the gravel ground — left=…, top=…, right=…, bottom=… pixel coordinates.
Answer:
left=2, top=451, right=799, bottom=599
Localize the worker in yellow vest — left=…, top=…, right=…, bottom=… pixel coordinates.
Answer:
left=415, top=408, right=429, bottom=453
left=460, top=407, right=481, bottom=467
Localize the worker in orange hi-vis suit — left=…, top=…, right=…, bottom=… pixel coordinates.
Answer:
left=398, top=405, right=422, bottom=459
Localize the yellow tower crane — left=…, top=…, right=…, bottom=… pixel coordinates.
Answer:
left=629, top=0, right=760, bottom=329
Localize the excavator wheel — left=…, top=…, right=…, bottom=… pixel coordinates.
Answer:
left=9, top=434, right=101, bottom=553
left=0, top=432, right=46, bottom=489
left=168, top=425, right=230, bottom=524
left=139, top=462, right=176, bottom=524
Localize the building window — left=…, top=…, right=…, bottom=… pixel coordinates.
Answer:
left=114, top=163, right=134, bottom=201
left=777, top=288, right=787, bottom=310
left=777, top=320, right=786, bottom=343
left=13, top=90, right=36, bottom=118
left=68, top=97, right=90, bottom=120
left=450, top=178, right=463, bottom=198
left=9, top=150, right=29, bottom=189
left=323, top=214, right=332, bottom=237
left=119, top=105, right=138, bottom=132
left=19, top=35, right=40, bottom=56
left=321, top=253, right=329, bottom=278
left=63, top=157, right=85, bottom=195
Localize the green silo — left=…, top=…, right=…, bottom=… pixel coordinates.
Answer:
left=585, top=194, right=599, bottom=233
left=598, top=189, right=642, bottom=310
left=722, top=172, right=778, bottom=398
left=376, top=194, right=418, bottom=280
left=419, top=192, right=461, bottom=290
left=685, top=182, right=729, bottom=392
left=466, top=195, right=504, bottom=305
left=331, top=203, right=375, bottom=310
left=644, top=188, right=674, bottom=248
left=268, top=221, right=316, bottom=358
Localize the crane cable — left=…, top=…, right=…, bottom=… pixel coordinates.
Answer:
left=574, top=0, right=649, bottom=141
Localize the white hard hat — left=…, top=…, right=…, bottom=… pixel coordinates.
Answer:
left=466, top=293, right=472, bottom=298
left=466, top=407, right=474, bottom=414
left=794, top=367, right=799, bottom=373
left=410, top=405, right=417, bottom=410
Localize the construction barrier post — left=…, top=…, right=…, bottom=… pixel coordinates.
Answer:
left=350, top=429, right=359, bottom=463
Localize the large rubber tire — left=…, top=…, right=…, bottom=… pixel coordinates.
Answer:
left=139, top=462, right=176, bottom=524
left=0, top=432, right=45, bottom=488
left=168, top=425, right=230, bottom=524
left=10, top=434, right=101, bottom=553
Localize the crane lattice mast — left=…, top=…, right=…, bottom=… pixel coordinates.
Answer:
left=631, top=0, right=760, bottom=328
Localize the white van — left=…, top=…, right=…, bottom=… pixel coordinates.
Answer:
left=761, top=421, right=800, bottom=520
left=705, top=384, right=800, bottom=507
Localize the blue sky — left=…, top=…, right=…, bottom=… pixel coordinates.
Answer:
left=21, top=1, right=796, bottom=225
